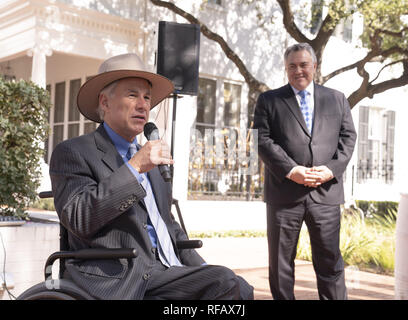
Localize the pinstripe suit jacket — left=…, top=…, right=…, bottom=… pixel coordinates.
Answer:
left=49, top=124, right=205, bottom=300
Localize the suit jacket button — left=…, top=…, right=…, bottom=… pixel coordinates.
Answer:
left=143, top=223, right=148, bottom=229
left=143, top=273, right=150, bottom=280
left=151, top=247, right=156, bottom=254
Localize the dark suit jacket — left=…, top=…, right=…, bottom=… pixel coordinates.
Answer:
left=49, top=125, right=205, bottom=300
left=253, top=83, right=357, bottom=206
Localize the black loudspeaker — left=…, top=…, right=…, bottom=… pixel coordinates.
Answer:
left=157, top=21, right=200, bottom=95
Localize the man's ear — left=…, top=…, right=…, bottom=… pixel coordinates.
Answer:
left=99, top=93, right=108, bottom=110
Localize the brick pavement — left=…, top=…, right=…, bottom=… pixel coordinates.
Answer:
left=234, top=263, right=395, bottom=300
left=197, top=237, right=395, bottom=300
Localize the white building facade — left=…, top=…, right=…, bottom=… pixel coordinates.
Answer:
left=1, top=0, right=407, bottom=231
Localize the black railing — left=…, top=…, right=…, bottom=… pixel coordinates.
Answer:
left=356, top=159, right=394, bottom=184
left=188, top=123, right=263, bottom=201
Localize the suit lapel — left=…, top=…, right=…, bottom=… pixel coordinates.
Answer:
left=94, top=125, right=126, bottom=172
left=94, top=125, right=174, bottom=235
left=281, top=84, right=311, bottom=137
left=312, top=83, right=325, bottom=138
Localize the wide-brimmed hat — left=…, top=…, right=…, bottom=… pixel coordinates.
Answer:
left=77, top=53, right=174, bottom=123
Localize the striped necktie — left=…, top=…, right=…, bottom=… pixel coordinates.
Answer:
left=299, top=90, right=313, bottom=133
left=127, top=143, right=182, bottom=267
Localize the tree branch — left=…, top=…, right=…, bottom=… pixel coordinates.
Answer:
left=276, top=0, right=310, bottom=43
left=348, top=68, right=408, bottom=107
left=149, top=0, right=268, bottom=92
left=370, top=59, right=406, bottom=84
left=322, top=44, right=408, bottom=84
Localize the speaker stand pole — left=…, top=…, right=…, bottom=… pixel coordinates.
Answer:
left=169, top=92, right=188, bottom=234
left=170, top=92, right=182, bottom=185
left=170, top=92, right=178, bottom=163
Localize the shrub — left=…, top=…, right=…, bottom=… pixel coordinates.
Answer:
left=0, top=77, right=51, bottom=218
left=296, top=210, right=396, bottom=275
left=355, top=200, right=399, bottom=219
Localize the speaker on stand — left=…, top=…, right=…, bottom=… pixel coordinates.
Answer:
left=156, top=21, right=200, bottom=182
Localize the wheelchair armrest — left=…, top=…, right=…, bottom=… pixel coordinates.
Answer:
left=44, top=248, right=138, bottom=280
left=39, top=191, right=53, bottom=198
left=176, top=240, right=203, bottom=250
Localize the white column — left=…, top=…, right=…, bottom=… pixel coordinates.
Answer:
left=27, top=44, right=52, bottom=89
left=26, top=44, right=53, bottom=193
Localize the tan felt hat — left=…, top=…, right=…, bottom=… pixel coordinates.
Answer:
left=77, top=53, right=174, bottom=123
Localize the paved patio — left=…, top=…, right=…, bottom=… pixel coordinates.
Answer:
left=196, top=237, right=395, bottom=300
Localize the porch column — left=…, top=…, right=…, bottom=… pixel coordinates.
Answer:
left=27, top=44, right=52, bottom=89
left=26, top=44, right=53, bottom=193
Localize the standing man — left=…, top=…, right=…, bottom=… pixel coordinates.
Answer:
left=254, top=43, right=356, bottom=300
left=50, top=53, right=253, bottom=300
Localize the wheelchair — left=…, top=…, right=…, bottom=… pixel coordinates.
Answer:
left=17, top=191, right=202, bottom=300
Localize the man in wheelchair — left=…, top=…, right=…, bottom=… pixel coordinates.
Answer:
left=42, top=53, right=253, bottom=300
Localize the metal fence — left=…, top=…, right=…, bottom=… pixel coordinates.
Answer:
left=187, top=123, right=264, bottom=201
left=356, top=159, right=394, bottom=184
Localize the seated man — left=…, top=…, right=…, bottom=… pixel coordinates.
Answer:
left=49, top=53, right=254, bottom=300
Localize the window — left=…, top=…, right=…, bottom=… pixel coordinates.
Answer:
left=333, top=0, right=354, bottom=43
left=310, top=0, right=323, bottom=34
left=334, top=15, right=353, bottom=43
left=188, top=78, right=261, bottom=200
left=45, top=77, right=98, bottom=163
left=196, top=78, right=216, bottom=125
left=357, top=106, right=395, bottom=183
left=207, top=0, right=222, bottom=5
left=223, top=82, right=241, bottom=128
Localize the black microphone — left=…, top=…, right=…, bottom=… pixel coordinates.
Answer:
left=143, top=122, right=172, bottom=182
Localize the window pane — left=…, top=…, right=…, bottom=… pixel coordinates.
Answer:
left=224, top=82, right=241, bottom=128
left=84, top=122, right=97, bottom=134
left=53, top=125, right=64, bottom=151
left=358, top=106, right=369, bottom=160
left=197, top=78, right=216, bottom=125
left=69, top=79, right=81, bottom=121
left=68, top=123, right=79, bottom=139
left=46, top=84, right=51, bottom=122
left=54, top=82, right=65, bottom=123
left=44, top=84, right=51, bottom=163
left=311, top=0, right=323, bottom=34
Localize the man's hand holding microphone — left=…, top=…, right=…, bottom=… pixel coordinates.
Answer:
left=128, top=122, right=173, bottom=182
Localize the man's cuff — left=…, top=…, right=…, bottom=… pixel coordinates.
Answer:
left=286, top=167, right=296, bottom=179
left=126, top=162, right=144, bottom=183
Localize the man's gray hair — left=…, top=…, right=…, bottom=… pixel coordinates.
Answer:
left=284, top=43, right=317, bottom=64
left=96, top=80, right=119, bottom=121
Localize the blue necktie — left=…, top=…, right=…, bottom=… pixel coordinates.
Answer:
left=299, top=90, right=313, bottom=133
left=127, top=144, right=182, bottom=267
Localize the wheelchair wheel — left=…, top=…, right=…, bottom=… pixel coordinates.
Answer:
left=17, top=279, right=95, bottom=300
left=19, top=291, right=76, bottom=300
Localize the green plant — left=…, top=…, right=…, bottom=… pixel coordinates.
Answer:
left=355, top=200, right=399, bottom=218
left=296, top=210, right=396, bottom=275
left=0, top=77, right=51, bottom=218
left=31, top=198, right=55, bottom=211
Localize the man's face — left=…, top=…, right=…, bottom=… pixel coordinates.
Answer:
left=285, top=50, right=317, bottom=91
left=100, top=77, right=151, bottom=142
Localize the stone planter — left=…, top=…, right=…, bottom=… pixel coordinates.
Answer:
left=0, top=211, right=59, bottom=300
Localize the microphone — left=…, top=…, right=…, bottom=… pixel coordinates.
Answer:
left=143, top=122, right=172, bottom=182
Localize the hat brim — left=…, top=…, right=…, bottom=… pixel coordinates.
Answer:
left=77, top=70, right=174, bottom=123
